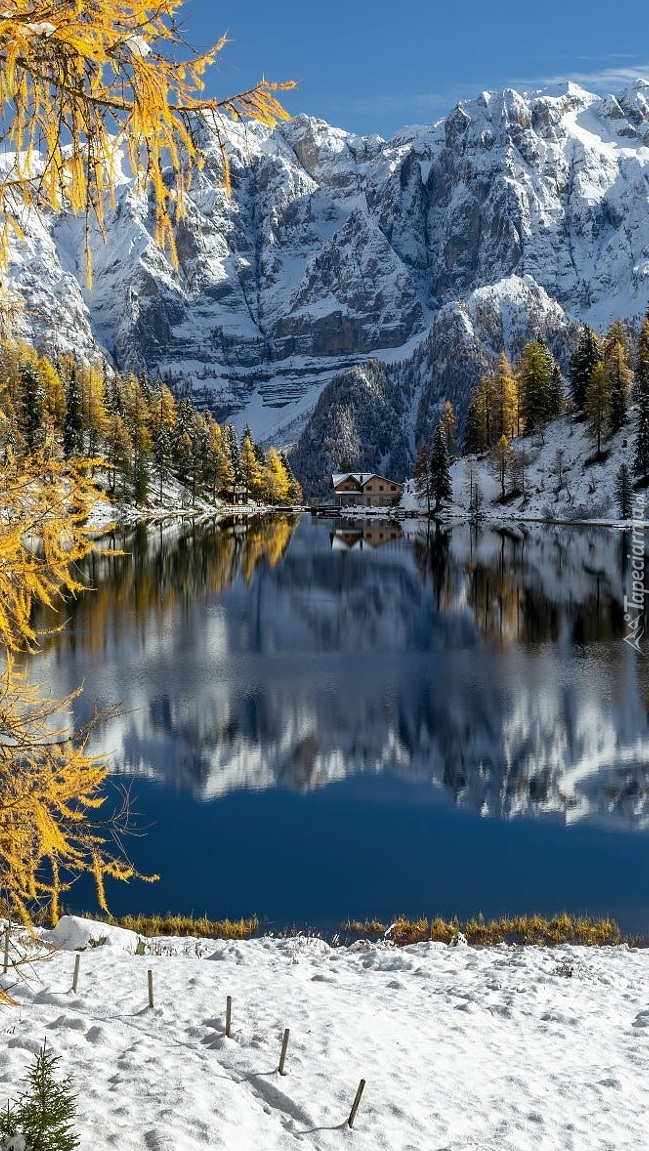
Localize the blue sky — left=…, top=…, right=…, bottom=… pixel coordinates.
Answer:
left=181, top=0, right=649, bottom=138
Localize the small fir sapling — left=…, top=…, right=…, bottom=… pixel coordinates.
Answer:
left=0, top=1100, right=21, bottom=1151
left=0, top=1041, right=79, bottom=1151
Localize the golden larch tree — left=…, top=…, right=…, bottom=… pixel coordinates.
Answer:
left=241, top=435, right=264, bottom=498
left=0, top=1, right=293, bottom=961
left=264, top=446, right=291, bottom=504
left=0, top=451, right=147, bottom=943
left=0, top=0, right=294, bottom=285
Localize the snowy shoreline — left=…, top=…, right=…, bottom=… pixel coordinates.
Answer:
left=1, top=915, right=648, bottom=1150
left=342, top=502, right=649, bottom=529
left=85, top=485, right=300, bottom=537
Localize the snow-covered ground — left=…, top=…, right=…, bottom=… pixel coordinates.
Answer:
left=400, top=412, right=647, bottom=526
left=2, top=917, right=649, bottom=1150
left=84, top=471, right=288, bottom=536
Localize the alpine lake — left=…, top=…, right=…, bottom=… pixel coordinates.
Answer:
left=26, top=512, right=649, bottom=936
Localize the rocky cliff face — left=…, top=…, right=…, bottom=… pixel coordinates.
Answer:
left=8, top=80, right=649, bottom=478
left=289, top=360, right=411, bottom=495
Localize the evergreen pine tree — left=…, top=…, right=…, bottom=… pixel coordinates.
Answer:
left=634, top=388, right=649, bottom=484
left=11, top=1041, right=79, bottom=1151
left=413, top=440, right=432, bottom=516
left=635, top=314, right=649, bottom=398
left=103, top=412, right=132, bottom=498
left=0, top=1100, right=19, bottom=1144
left=585, top=361, right=612, bottom=456
left=430, top=422, right=452, bottom=514
left=154, top=422, right=172, bottom=500
left=172, top=396, right=196, bottom=483
left=490, top=434, right=515, bottom=499
left=224, top=425, right=243, bottom=489
left=151, top=383, right=176, bottom=500
left=63, top=368, right=84, bottom=458
left=569, top=325, right=602, bottom=412
left=547, top=363, right=565, bottom=420
left=510, top=446, right=529, bottom=497
left=253, top=439, right=267, bottom=469
left=20, top=359, right=46, bottom=452
left=615, top=463, right=633, bottom=519
left=517, top=339, right=555, bottom=431
left=104, top=368, right=123, bottom=416
left=464, top=380, right=488, bottom=453
left=604, top=330, right=633, bottom=432
left=119, top=375, right=152, bottom=504
left=132, top=445, right=149, bottom=506
left=193, top=414, right=212, bottom=502
left=241, top=423, right=266, bottom=470
left=465, top=457, right=483, bottom=518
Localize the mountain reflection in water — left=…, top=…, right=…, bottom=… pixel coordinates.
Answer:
left=29, top=514, right=649, bottom=834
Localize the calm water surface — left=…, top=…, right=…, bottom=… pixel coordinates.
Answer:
left=30, top=514, right=649, bottom=932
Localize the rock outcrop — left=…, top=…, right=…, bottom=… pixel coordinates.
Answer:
left=8, top=80, right=649, bottom=484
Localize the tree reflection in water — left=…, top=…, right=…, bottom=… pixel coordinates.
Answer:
left=23, top=516, right=649, bottom=835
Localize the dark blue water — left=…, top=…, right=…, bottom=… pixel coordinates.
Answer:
left=31, top=515, right=649, bottom=933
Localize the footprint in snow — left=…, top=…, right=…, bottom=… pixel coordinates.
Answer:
left=200, top=1016, right=221, bottom=1030
left=32, top=989, right=69, bottom=1007
left=7, top=1037, right=43, bottom=1055
left=143, top=1129, right=174, bottom=1151
left=46, top=1014, right=85, bottom=1032
left=85, top=1025, right=109, bottom=1045
left=200, top=1032, right=225, bottom=1051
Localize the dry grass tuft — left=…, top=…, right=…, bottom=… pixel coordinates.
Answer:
left=343, top=913, right=623, bottom=947
left=111, top=913, right=259, bottom=940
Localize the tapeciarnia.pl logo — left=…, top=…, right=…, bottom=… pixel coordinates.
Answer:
left=624, top=493, right=646, bottom=654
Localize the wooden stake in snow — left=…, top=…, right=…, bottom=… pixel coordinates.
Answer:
left=225, top=994, right=232, bottom=1038
left=72, top=954, right=80, bottom=993
left=3, top=926, right=9, bottom=973
left=147, top=969, right=154, bottom=1009
left=347, top=1079, right=366, bottom=1129
left=278, top=1028, right=290, bottom=1075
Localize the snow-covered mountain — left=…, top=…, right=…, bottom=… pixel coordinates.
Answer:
left=8, top=79, right=649, bottom=451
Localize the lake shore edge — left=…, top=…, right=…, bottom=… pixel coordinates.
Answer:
left=55, top=910, right=647, bottom=949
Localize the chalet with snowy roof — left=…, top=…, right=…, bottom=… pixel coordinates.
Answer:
left=330, top=472, right=404, bottom=508
left=225, top=484, right=249, bottom=505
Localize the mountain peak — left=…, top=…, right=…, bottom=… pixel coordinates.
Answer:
left=533, top=78, right=594, bottom=101
left=7, top=74, right=649, bottom=459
